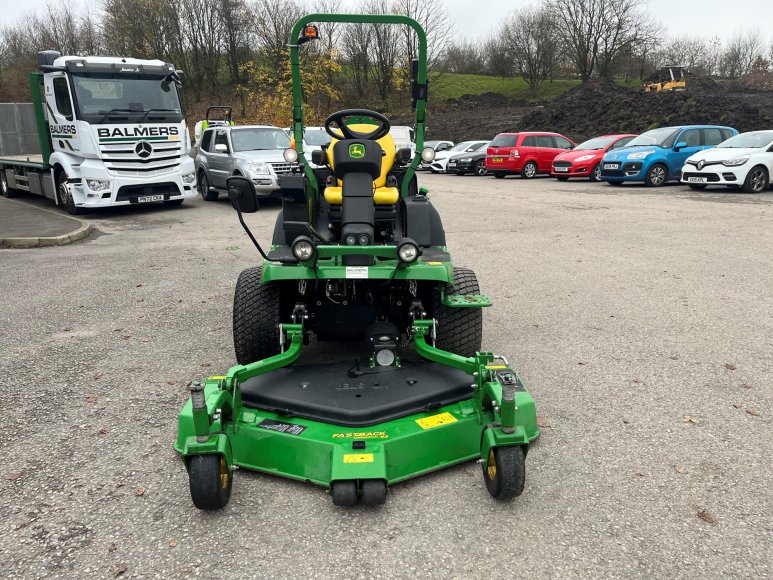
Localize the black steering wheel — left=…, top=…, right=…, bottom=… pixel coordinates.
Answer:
left=324, top=109, right=391, bottom=141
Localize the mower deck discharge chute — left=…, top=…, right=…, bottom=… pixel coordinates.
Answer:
left=175, top=13, right=540, bottom=509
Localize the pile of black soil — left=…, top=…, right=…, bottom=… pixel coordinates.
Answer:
left=519, top=79, right=773, bottom=142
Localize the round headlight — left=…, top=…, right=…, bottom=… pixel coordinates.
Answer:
left=358, top=234, right=369, bottom=246
left=397, top=240, right=420, bottom=263
left=345, top=234, right=357, bottom=246
left=375, top=348, right=396, bottom=367
left=421, top=147, right=436, bottom=163
left=283, top=148, right=299, bottom=163
left=291, top=237, right=315, bottom=261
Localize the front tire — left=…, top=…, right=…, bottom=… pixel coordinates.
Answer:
left=474, top=159, right=487, bottom=176
left=644, top=164, right=668, bottom=187
left=521, top=161, right=538, bottom=179
left=742, top=165, right=769, bottom=193
left=432, top=267, right=483, bottom=357
left=483, top=445, right=525, bottom=500
left=198, top=171, right=219, bottom=201
left=1, top=170, right=18, bottom=197
left=590, top=164, right=602, bottom=182
left=188, top=454, right=232, bottom=511
left=56, top=172, right=83, bottom=215
left=233, top=266, right=282, bottom=365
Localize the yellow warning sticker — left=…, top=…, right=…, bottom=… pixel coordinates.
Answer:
left=485, top=365, right=508, bottom=370
left=415, top=412, right=458, bottom=430
left=343, top=453, right=374, bottom=464
left=427, top=262, right=443, bottom=265
left=208, top=375, right=226, bottom=380
left=332, top=432, right=388, bottom=439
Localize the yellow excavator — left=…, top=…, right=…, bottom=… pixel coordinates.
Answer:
left=644, top=66, right=687, bottom=92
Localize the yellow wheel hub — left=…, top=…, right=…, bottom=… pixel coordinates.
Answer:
left=487, top=449, right=497, bottom=480
left=219, top=456, right=230, bottom=490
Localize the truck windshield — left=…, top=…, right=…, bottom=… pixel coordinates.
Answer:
left=71, top=74, right=183, bottom=124
left=231, top=128, right=290, bottom=152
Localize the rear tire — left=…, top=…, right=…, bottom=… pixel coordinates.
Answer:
left=521, top=161, right=537, bottom=179
left=188, top=454, right=232, bottom=511
left=198, top=171, right=219, bottom=201
left=233, top=266, right=282, bottom=365
left=742, top=165, right=769, bottom=193
left=1, top=169, right=18, bottom=198
left=432, top=267, right=483, bottom=357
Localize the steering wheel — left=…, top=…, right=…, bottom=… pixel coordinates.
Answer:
left=324, top=109, right=391, bottom=141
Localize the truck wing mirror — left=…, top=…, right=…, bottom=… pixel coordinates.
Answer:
left=228, top=176, right=259, bottom=213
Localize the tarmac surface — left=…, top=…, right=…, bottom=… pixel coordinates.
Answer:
left=1, top=174, right=771, bottom=579
left=0, top=196, right=91, bottom=247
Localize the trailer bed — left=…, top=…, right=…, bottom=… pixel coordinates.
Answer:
left=0, top=154, right=46, bottom=167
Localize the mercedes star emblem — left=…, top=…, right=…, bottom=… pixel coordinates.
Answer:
left=697, top=160, right=705, bottom=170
left=135, top=141, right=153, bottom=159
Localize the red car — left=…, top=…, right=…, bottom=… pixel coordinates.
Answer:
left=551, top=134, right=637, bottom=182
left=486, top=132, right=576, bottom=179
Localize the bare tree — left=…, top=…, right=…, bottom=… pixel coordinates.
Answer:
left=391, top=0, right=453, bottom=71
left=484, top=34, right=512, bottom=77
left=340, top=22, right=373, bottom=97
left=507, top=7, right=561, bottom=92
left=440, top=39, right=486, bottom=74
left=721, top=30, right=764, bottom=78
left=364, top=0, right=400, bottom=102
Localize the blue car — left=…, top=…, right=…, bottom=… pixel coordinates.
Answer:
left=600, top=125, right=738, bottom=187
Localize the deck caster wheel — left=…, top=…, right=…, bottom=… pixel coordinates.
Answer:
left=188, top=454, right=232, bottom=511
left=483, top=446, right=525, bottom=501
left=360, top=479, right=387, bottom=506
left=331, top=480, right=358, bottom=507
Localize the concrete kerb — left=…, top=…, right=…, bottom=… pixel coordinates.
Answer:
left=0, top=199, right=93, bottom=249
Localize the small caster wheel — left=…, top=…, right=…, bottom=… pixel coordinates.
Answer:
left=188, top=454, right=232, bottom=510
left=331, top=480, right=358, bottom=507
left=483, top=446, right=525, bottom=500
left=360, top=479, right=387, bottom=506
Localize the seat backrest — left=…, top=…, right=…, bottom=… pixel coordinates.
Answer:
left=328, top=123, right=397, bottom=188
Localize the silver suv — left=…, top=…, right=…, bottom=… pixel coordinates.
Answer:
left=195, top=125, right=295, bottom=201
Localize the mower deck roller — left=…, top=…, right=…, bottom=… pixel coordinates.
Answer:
left=175, top=13, right=540, bottom=509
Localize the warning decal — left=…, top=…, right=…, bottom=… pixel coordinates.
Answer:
left=257, top=418, right=307, bottom=436
left=343, top=453, right=374, bottom=463
left=415, top=412, right=458, bottom=430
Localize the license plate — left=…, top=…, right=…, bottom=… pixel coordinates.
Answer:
left=554, top=166, right=569, bottom=172
left=138, top=194, right=164, bottom=203
left=604, top=163, right=619, bottom=170
left=492, top=157, right=504, bottom=163
left=687, top=176, right=707, bottom=183
left=448, top=161, right=456, bottom=166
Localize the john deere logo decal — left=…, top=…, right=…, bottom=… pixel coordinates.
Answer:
left=349, top=143, right=365, bottom=158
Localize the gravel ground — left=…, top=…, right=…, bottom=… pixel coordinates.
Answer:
left=1, top=174, right=771, bottom=579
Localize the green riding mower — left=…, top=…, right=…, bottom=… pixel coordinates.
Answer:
left=175, top=13, right=539, bottom=509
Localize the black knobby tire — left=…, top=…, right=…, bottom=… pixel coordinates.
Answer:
left=742, top=165, right=769, bottom=194
left=474, top=159, right=487, bottom=176
left=1, top=170, right=18, bottom=198
left=432, top=267, right=483, bottom=358
left=493, top=172, right=505, bottom=179
left=56, top=171, right=83, bottom=215
left=188, top=454, right=232, bottom=510
left=233, top=266, right=282, bottom=365
left=198, top=171, right=219, bottom=201
left=521, top=161, right=538, bottom=179
left=644, top=164, right=668, bottom=187
left=483, top=445, right=525, bottom=500
left=360, top=480, right=387, bottom=506
left=331, top=480, right=358, bottom=506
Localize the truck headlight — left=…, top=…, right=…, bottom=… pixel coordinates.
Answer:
left=722, top=156, right=749, bottom=167
left=85, top=179, right=110, bottom=191
left=181, top=172, right=196, bottom=184
left=248, top=162, right=270, bottom=175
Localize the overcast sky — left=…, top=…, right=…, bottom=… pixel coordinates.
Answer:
left=0, top=0, right=769, bottom=42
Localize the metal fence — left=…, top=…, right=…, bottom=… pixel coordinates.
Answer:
left=0, top=103, right=40, bottom=157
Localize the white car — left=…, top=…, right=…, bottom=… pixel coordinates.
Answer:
left=419, top=140, right=454, bottom=169
left=681, top=130, right=773, bottom=193
left=284, top=126, right=332, bottom=168
left=428, top=140, right=489, bottom=173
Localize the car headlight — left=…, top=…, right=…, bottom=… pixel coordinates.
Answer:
left=722, top=156, right=749, bottom=167
left=85, top=179, right=110, bottom=191
left=181, top=172, right=195, bottom=184
left=248, top=162, right=270, bottom=175
left=291, top=236, right=315, bottom=261
left=575, top=155, right=595, bottom=162
left=459, top=158, right=472, bottom=162
left=397, top=239, right=420, bottom=263
left=627, top=150, right=655, bottom=160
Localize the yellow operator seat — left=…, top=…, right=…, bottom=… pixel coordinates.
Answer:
left=324, top=123, right=400, bottom=205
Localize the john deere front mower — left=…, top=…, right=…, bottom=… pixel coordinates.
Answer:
left=175, top=13, right=539, bottom=509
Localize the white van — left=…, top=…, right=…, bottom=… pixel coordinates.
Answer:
left=389, top=126, right=416, bottom=159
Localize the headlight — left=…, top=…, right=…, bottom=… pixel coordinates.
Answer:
left=85, top=179, right=110, bottom=191
left=575, top=155, right=595, bottom=162
left=421, top=147, right=436, bottom=163
left=291, top=236, right=315, bottom=261
left=722, top=156, right=749, bottom=167
left=248, top=162, right=269, bottom=175
left=358, top=233, right=370, bottom=245
left=181, top=172, right=195, bottom=184
left=459, top=158, right=472, bottom=162
left=344, top=234, right=357, bottom=245
left=375, top=347, right=396, bottom=367
left=627, top=150, right=655, bottom=160
left=397, top=239, right=420, bottom=263
left=283, top=148, right=299, bottom=163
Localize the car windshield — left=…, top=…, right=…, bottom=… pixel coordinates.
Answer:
left=304, top=129, right=331, bottom=147
left=71, top=73, right=183, bottom=124
left=231, top=128, right=290, bottom=152
left=717, top=131, right=773, bottom=149
left=576, top=136, right=616, bottom=150
left=627, top=128, right=680, bottom=148
left=449, top=141, right=475, bottom=151
left=490, top=134, right=518, bottom=147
